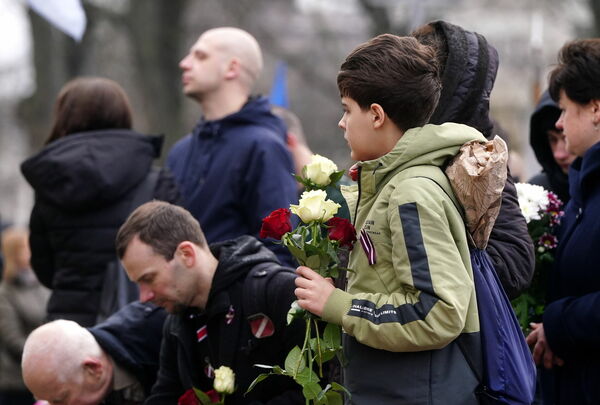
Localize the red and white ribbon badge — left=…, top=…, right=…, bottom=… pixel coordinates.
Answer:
left=196, top=325, right=208, bottom=342
left=359, top=228, right=377, bottom=265
left=248, top=313, right=275, bottom=338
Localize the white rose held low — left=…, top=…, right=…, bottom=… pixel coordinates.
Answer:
left=304, top=154, right=338, bottom=186
left=290, top=189, right=341, bottom=223
left=213, top=366, right=235, bottom=395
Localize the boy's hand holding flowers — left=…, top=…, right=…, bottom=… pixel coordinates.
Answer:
left=251, top=154, right=354, bottom=403
left=295, top=266, right=335, bottom=317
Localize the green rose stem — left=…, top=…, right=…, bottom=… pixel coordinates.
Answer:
left=313, top=318, right=323, bottom=377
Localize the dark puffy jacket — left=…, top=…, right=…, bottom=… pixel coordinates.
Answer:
left=167, top=96, right=297, bottom=266
left=21, top=129, right=180, bottom=326
left=89, top=302, right=166, bottom=396
left=529, top=90, right=570, bottom=203
left=543, top=142, right=600, bottom=404
left=146, top=236, right=304, bottom=404
left=424, top=20, right=535, bottom=299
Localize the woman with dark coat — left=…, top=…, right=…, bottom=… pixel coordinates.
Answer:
left=526, top=39, right=600, bottom=405
left=412, top=21, right=535, bottom=299
left=21, top=77, right=180, bottom=327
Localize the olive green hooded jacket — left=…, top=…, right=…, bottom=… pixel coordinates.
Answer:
left=322, top=123, right=486, bottom=404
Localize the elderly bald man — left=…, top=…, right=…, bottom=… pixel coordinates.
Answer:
left=21, top=302, right=165, bottom=405
left=166, top=27, right=297, bottom=266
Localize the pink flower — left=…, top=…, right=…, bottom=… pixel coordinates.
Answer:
left=538, top=233, right=558, bottom=250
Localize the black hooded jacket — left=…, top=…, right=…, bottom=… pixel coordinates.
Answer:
left=146, top=236, right=304, bottom=405
left=20, top=129, right=180, bottom=326
left=529, top=91, right=570, bottom=203
left=426, top=21, right=535, bottom=299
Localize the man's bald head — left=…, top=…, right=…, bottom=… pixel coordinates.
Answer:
left=200, top=27, right=263, bottom=88
left=22, top=320, right=111, bottom=405
left=179, top=27, right=263, bottom=105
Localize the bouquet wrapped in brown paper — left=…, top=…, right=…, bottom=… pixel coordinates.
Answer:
left=445, top=136, right=508, bottom=249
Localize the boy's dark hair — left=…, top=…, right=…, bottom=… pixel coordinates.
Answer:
left=47, top=77, right=133, bottom=145
left=549, top=39, right=600, bottom=104
left=116, top=201, right=206, bottom=260
left=337, top=34, right=441, bottom=132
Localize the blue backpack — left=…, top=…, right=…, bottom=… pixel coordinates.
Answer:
left=470, top=248, right=536, bottom=405
left=407, top=166, right=536, bottom=405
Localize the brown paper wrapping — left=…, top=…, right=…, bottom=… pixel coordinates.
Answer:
left=445, top=136, right=508, bottom=249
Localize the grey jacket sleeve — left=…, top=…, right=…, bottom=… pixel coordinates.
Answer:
left=486, top=173, right=535, bottom=299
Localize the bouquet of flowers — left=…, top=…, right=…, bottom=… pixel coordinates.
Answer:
left=250, top=154, right=355, bottom=404
left=511, top=182, right=564, bottom=332
left=178, top=366, right=235, bottom=404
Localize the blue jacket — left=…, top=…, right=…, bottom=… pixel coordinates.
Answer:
left=543, top=141, right=600, bottom=404
left=167, top=97, right=297, bottom=265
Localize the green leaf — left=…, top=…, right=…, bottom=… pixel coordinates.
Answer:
left=285, top=346, right=305, bottom=376
left=329, top=170, right=345, bottom=185
left=193, top=387, right=215, bottom=405
left=245, top=373, right=271, bottom=395
left=325, top=391, right=344, bottom=405
left=316, top=349, right=336, bottom=363
left=287, top=303, right=306, bottom=325
left=306, top=255, right=321, bottom=269
left=294, top=367, right=320, bottom=385
left=286, top=244, right=307, bottom=263
left=302, top=381, right=323, bottom=400
left=272, top=365, right=285, bottom=375
left=323, top=323, right=342, bottom=350
left=331, top=382, right=351, bottom=396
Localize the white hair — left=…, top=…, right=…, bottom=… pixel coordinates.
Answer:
left=22, top=320, right=102, bottom=384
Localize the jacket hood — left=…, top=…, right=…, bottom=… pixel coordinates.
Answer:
left=428, top=21, right=499, bottom=139
left=358, top=123, right=486, bottom=192
left=209, top=235, right=280, bottom=297
left=197, top=96, right=286, bottom=139
left=529, top=90, right=569, bottom=201
left=21, top=129, right=163, bottom=210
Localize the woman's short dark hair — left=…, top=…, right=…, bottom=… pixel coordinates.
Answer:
left=337, top=34, right=441, bottom=132
left=549, top=39, right=600, bottom=104
left=46, top=77, right=133, bottom=144
left=116, top=201, right=207, bottom=261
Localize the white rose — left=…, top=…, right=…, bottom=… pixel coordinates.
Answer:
left=290, top=190, right=341, bottom=223
left=213, top=366, right=235, bottom=394
left=304, top=154, right=338, bottom=186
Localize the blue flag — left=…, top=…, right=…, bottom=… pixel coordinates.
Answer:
left=269, top=61, right=289, bottom=108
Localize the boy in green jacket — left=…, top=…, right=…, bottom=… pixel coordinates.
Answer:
left=294, top=34, right=485, bottom=404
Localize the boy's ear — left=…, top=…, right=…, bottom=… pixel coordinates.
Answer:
left=591, top=99, right=600, bottom=124
left=369, top=103, right=386, bottom=129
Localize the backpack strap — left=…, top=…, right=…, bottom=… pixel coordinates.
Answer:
left=243, top=262, right=296, bottom=320
left=400, top=165, right=483, bottom=384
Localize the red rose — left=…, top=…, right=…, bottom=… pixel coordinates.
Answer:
left=205, top=390, right=220, bottom=403
left=260, top=208, right=292, bottom=240
left=178, top=389, right=200, bottom=405
left=348, top=164, right=359, bottom=182
left=327, top=217, right=357, bottom=249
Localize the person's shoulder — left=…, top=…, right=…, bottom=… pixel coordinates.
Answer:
left=168, top=134, right=193, bottom=154
left=386, top=174, right=446, bottom=204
